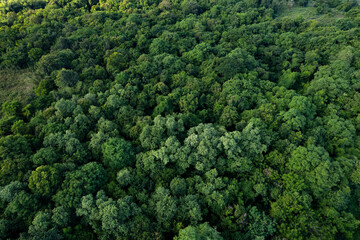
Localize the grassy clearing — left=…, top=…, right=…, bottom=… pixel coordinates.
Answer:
left=0, top=68, right=36, bottom=105
left=277, top=6, right=347, bottom=26
left=277, top=6, right=318, bottom=20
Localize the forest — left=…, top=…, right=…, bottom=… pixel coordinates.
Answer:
left=1, top=0, right=360, bottom=239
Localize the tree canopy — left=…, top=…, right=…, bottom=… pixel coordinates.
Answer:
left=1, top=0, right=360, bottom=239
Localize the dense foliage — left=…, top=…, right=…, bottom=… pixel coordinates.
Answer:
left=1, top=0, right=360, bottom=239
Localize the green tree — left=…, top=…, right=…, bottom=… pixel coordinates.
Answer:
left=31, top=147, right=60, bottom=166
left=77, top=190, right=142, bottom=239
left=149, top=38, right=171, bottom=55
left=170, top=177, right=187, bottom=196
left=174, top=223, right=223, bottom=240
left=151, top=187, right=177, bottom=228
left=36, top=49, right=74, bottom=76
left=287, top=145, right=343, bottom=198
left=215, top=48, right=258, bottom=81
left=52, top=206, right=70, bottom=227
left=102, top=137, right=135, bottom=171
left=55, top=68, right=79, bottom=88
left=54, top=99, right=76, bottom=118
left=0, top=135, right=32, bottom=185
left=2, top=100, right=22, bottom=117
left=105, top=50, right=129, bottom=75
left=53, top=162, right=106, bottom=209
left=246, top=207, right=276, bottom=239
left=4, top=190, right=39, bottom=227
left=0, top=181, right=25, bottom=202
left=28, top=165, right=61, bottom=198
